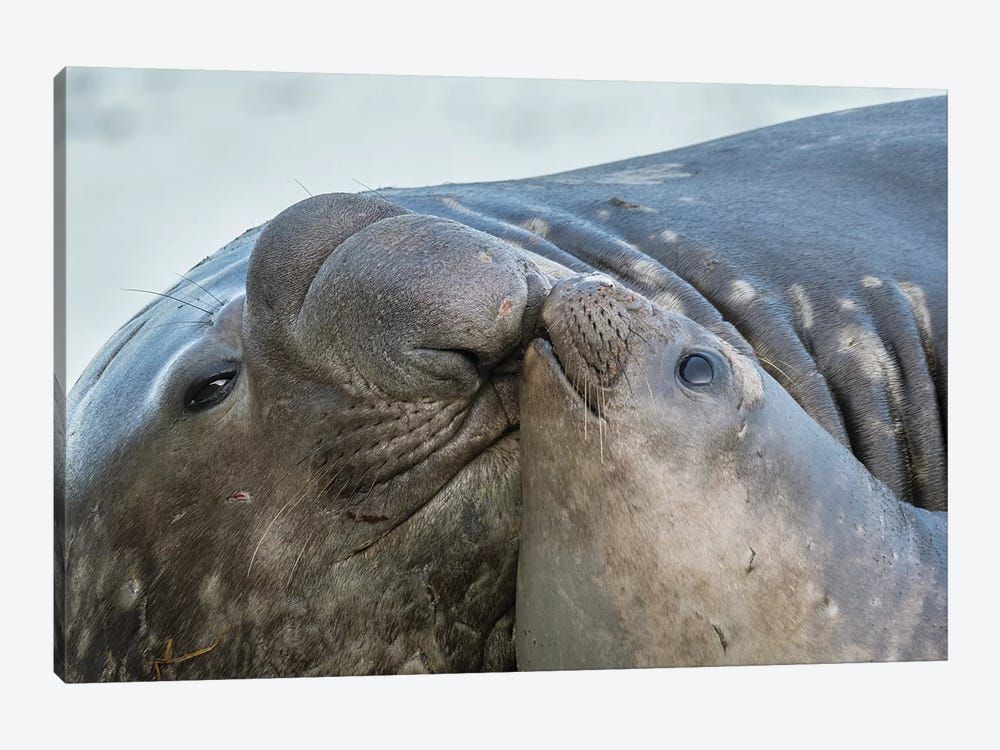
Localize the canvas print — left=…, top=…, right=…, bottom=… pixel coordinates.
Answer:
left=54, top=70, right=947, bottom=681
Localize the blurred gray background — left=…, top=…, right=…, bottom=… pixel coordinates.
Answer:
left=64, top=69, right=941, bottom=386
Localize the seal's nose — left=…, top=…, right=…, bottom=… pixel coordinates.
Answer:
left=539, top=274, right=646, bottom=389
left=406, top=260, right=550, bottom=388
left=540, top=273, right=618, bottom=325
left=246, top=193, right=552, bottom=400
left=247, top=194, right=551, bottom=400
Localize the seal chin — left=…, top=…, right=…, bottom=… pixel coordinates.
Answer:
left=524, top=337, right=602, bottom=420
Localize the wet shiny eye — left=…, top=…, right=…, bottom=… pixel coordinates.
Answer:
left=678, top=354, right=714, bottom=386
left=185, top=368, right=238, bottom=411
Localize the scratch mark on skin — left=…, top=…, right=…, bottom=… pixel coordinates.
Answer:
left=711, top=623, right=729, bottom=653
left=609, top=196, right=655, bottom=212
left=286, top=533, right=314, bottom=588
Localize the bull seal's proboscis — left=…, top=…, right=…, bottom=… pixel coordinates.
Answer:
left=517, top=276, right=946, bottom=670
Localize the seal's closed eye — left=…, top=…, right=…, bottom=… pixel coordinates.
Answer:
left=678, top=353, right=714, bottom=386
left=184, top=367, right=239, bottom=411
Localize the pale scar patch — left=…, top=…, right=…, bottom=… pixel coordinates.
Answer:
left=788, top=283, right=815, bottom=330
left=729, top=279, right=758, bottom=306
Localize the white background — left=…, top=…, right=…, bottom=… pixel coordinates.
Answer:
left=2, top=1, right=997, bottom=748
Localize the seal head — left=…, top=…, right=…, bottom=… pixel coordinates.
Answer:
left=517, top=275, right=946, bottom=670
left=63, top=193, right=552, bottom=680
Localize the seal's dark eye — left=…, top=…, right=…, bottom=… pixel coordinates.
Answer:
left=678, top=354, right=714, bottom=386
left=185, top=368, right=238, bottom=411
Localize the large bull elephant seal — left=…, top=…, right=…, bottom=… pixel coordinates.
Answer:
left=62, top=194, right=549, bottom=680
left=58, top=96, right=946, bottom=680
left=516, top=276, right=947, bottom=670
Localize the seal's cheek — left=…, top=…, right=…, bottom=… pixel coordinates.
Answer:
left=619, top=351, right=741, bottom=459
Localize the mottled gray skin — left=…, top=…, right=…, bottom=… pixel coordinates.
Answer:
left=58, top=97, right=946, bottom=680
left=517, top=276, right=947, bottom=670
left=62, top=196, right=547, bottom=680
left=385, top=96, right=947, bottom=511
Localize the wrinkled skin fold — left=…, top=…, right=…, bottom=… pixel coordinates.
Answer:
left=56, top=97, right=946, bottom=679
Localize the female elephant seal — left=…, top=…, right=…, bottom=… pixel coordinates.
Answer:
left=516, top=275, right=946, bottom=670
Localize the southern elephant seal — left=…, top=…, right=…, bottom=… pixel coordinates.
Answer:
left=516, top=276, right=947, bottom=670
left=58, top=96, right=946, bottom=679
left=62, top=194, right=550, bottom=680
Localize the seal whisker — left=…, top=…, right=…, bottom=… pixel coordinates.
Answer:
left=756, top=354, right=806, bottom=389
left=364, top=471, right=380, bottom=498
left=173, top=272, right=225, bottom=306
left=319, top=455, right=352, bottom=495
left=351, top=178, right=393, bottom=205
left=641, top=368, right=654, bottom=400
left=246, top=472, right=319, bottom=579
left=292, top=177, right=314, bottom=197
left=335, top=462, right=370, bottom=501
left=620, top=363, right=636, bottom=399
left=597, top=385, right=606, bottom=463
left=143, top=320, right=212, bottom=329
left=122, top=288, right=215, bottom=316
left=286, top=532, right=315, bottom=589
left=343, top=463, right=375, bottom=500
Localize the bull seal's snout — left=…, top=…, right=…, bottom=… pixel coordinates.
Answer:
left=245, top=192, right=552, bottom=400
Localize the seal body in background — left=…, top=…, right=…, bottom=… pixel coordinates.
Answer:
left=516, top=276, right=946, bottom=669
left=385, top=96, right=948, bottom=512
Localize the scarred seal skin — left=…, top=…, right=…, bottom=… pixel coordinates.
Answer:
left=57, top=97, right=946, bottom=680
left=516, top=275, right=946, bottom=670
left=62, top=196, right=549, bottom=680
